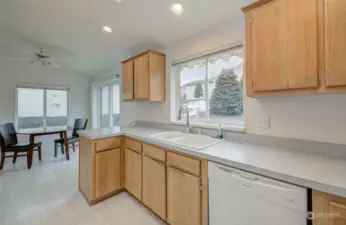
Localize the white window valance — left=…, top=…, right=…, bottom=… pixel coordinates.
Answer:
left=178, top=45, right=243, bottom=70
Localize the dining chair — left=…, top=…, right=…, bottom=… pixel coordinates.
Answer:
left=0, top=123, right=42, bottom=170
left=53, top=118, right=88, bottom=157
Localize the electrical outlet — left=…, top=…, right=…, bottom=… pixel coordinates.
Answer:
left=256, top=115, right=270, bottom=129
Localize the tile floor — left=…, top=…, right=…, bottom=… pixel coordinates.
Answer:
left=0, top=147, right=165, bottom=225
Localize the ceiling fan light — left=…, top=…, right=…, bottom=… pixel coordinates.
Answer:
left=172, top=3, right=184, bottom=14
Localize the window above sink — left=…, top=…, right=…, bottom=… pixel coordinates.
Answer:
left=172, top=44, right=244, bottom=130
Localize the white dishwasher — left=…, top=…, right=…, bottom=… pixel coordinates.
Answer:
left=209, top=162, right=308, bottom=225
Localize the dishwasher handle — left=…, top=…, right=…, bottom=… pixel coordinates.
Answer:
left=214, top=164, right=295, bottom=191
left=215, top=165, right=258, bottom=181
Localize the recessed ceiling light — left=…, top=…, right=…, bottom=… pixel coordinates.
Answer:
left=102, top=26, right=112, bottom=33
left=172, top=3, right=184, bottom=14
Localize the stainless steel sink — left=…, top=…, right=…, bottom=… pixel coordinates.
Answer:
left=150, top=131, right=222, bottom=150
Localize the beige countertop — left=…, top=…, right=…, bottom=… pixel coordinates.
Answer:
left=79, top=126, right=346, bottom=198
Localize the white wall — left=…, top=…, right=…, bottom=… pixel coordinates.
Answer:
left=0, top=61, right=90, bottom=125
left=93, top=15, right=346, bottom=145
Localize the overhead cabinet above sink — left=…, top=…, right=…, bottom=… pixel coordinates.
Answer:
left=242, top=0, right=346, bottom=97
left=121, top=50, right=166, bottom=102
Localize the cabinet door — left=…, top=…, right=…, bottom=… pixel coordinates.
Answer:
left=125, top=148, right=142, bottom=200
left=143, top=156, right=166, bottom=219
left=122, top=60, right=134, bottom=100
left=249, top=0, right=318, bottom=92
left=312, top=191, right=346, bottom=225
left=95, top=148, right=121, bottom=199
left=134, top=54, right=149, bottom=99
left=167, top=167, right=201, bottom=225
left=324, top=0, right=346, bottom=87
left=148, top=52, right=165, bottom=101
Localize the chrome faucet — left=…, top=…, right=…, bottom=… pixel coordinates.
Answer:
left=186, top=109, right=190, bottom=133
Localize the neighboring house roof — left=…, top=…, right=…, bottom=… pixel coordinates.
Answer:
left=182, top=76, right=218, bottom=88
left=182, top=78, right=204, bottom=87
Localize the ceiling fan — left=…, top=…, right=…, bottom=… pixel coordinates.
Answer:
left=30, top=48, right=59, bottom=67
left=0, top=29, right=74, bottom=68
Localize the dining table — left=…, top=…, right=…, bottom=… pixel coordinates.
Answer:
left=17, top=126, right=71, bottom=169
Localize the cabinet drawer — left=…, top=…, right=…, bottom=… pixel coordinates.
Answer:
left=94, top=137, right=121, bottom=152
left=125, top=138, right=142, bottom=153
left=167, top=152, right=200, bottom=176
left=143, top=143, right=165, bottom=162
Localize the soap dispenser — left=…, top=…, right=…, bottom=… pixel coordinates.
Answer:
left=216, top=124, right=223, bottom=139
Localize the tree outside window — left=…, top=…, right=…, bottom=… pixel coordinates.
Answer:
left=194, top=83, right=204, bottom=99
left=177, top=46, right=244, bottom=126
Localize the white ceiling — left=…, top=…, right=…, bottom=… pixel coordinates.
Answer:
left=0, top=0, right=251, bottom=75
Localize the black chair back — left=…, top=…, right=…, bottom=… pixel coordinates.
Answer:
left=0, top=123, right=18, bottom=151
left=72, top=119, right=88, bottom=137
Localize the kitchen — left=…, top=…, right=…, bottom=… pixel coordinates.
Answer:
left=0, top=0, right=346, bottom=225
left=81, top=0, right=346, bottom=224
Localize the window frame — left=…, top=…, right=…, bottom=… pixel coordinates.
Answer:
left=15, top=85, right=70, bottom=129
left=174, top=44, right=244, bottom=128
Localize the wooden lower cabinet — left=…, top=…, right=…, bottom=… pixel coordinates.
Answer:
left=312, top=190, right=346, bottom=225
left=142, top=156, right=166, bottom=220
left=79, top=136, right=123, bottom=204
left=125, top=148, right=142, bottom=200
left=167, top=166, right=201, bottom=225
left=80, top=136, right=207, bottom=225
left=95, top=148, right=121, bottom=199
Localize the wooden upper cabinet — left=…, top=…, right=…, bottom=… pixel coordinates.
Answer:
left=134, top=54, right=150, bottom=99
left=148, top=52, right=166, bottom=101
left=248, top=0, right=288, bottom=91
left=121, top=50, right=165, bottom=101
left=312, top=190, right=346, bottom=225
left=324, top=0, right=346, bottom=87
left=246, top=0, right=319, bottom=93
left=95, top=148, right=121, bottom=199
left=122, top=60, right=134, bottom=100
left=167, top=167, right=201, bottom=225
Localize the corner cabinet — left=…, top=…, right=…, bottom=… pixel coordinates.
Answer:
left=142, top=155, right=166, bottom=220
left=242, top=0, right=346, bottom=97
left=121, top=50, right=165, bottom=102
left=312, top=190, right=346, bottom=224
left=124, top=148, right=142, bottom=200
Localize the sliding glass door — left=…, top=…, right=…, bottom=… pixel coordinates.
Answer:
left=91, top=82, right=120, bottom=128
left=101, top=86, right=110, bottom=128
left=112, top=84, right=120, bottom=126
